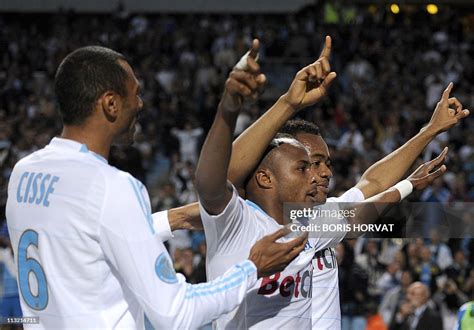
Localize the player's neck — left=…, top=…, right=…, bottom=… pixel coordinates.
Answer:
left=267, top=205, right=285, bottom=225
left=61, top=125, right=112, bottom=160
left=252, top=197, right=286, bottom=225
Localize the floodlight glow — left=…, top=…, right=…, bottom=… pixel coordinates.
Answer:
left=426, top=4, right=438, bottom=15
left=390, top=4, right=400, bottom=14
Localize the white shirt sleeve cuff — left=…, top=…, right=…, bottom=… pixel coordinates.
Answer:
left=152, top=210, right=173, bottom=242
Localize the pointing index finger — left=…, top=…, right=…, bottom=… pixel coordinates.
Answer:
left=427, top=147, right=448, bottom=171
left=441, top=82, right=453, bottom=103
left=249, top=39, right=260, bottom=59
left=319, top=35, right=332, bottom=59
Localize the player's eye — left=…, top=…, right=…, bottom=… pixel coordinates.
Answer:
left=297, top=163, right=310, bottom=172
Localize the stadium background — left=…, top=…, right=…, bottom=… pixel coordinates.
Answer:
left=0, top=1, right=473, bottom=329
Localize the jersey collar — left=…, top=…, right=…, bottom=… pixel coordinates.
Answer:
left=49, top=137, right=108, bottom=164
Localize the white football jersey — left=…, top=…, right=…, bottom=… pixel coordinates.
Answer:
left=310, top=187, right=365, bottom=329
left=6, top=137, right=258, bottom=329
left=201, top=186, right=348, bottom=329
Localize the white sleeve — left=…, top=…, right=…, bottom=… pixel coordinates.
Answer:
left=199, top=185, right=251, bottom=256
left=331, top=187, right=365, bottom=203
left=100, top=175, right=257, bottom=329
left=152, top=210, right=173, bottom=242
left=308, top=187, right=365, bottom=251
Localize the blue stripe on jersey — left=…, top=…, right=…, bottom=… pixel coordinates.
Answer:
left=193, top=261, right=255, bottom=292
left=245, top=200, right=269, bottom=217
left=186, top=262, right=254, bottom=293
left=185, top=273, right=245, bottom=298
left=79, top=143, right=107, bottom=163
left=185, top=269, right=245, bottom=294
left=79, top=144, right=88, bottom=153
left=128, top=177, right=155, bottom=235
left=90, top=153, right=107, bottom=164
left=185, top=262, right=255, bottom=298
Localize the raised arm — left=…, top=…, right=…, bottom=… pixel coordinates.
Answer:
left=228, top=36, right=337, bottom=190
left=195, top=40, right=265, bottom=215
left=356, top=83, right=470, bottom=198
left=345, top=148, right=448, bottom=238
left=156, top=41, right=266, bottom=230
left=166, top=37, right=337, bottom=227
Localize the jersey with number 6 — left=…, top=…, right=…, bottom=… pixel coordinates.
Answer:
left=6, top=137, right=258, bottom=329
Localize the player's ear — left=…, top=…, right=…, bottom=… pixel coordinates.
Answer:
left=99, top=91, right=121, bottom=122
left=255, top=169, right=273, bottom=189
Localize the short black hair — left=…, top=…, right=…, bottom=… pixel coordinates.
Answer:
left=261, top=133, right=301, bottom=163
left=245, top=133, right=305, bottom=186
left=54, top=46, right=129, bottom=125
left=279, top=119, right=320, bottom=136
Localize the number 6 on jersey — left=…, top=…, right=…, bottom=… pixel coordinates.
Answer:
left=18, top=229, right=49, bottom=310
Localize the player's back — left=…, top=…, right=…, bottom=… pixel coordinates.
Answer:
left=6, top=138, right=140, bottom=328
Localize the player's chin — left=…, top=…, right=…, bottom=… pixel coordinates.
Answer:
left=304, top=194, right=326, bottom=204
left=306, top=193, right=327, bottom=205
left=317, top=191, right=328, bottom=204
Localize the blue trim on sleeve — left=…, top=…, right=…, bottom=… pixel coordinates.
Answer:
left=185, top=262, right=254, bottom=294
left=128, top=177, right=155, bottom=235
left=184, top=261, right=255, bottom=298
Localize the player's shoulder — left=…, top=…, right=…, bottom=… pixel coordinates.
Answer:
left=90, top=156, right=133, bottom=179
left=9, top=147, right=53, bottom=182
left=95, top=162, right=148, bottom=200
left=11, top=147, right=42, bottom=170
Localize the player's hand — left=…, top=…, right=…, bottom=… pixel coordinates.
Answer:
left=220, top=39, right=267, bottom=113
left=280, top=36, right=337, bottom=111
left=425, top=82, right=470, bottom=135
left=407, top=147, right=448, bottom=190
left=248, top=227, right=308, bottom=278
left=168, top=204, right=203, bottom=231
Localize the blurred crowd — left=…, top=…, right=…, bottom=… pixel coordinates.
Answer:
left=1, top=3, right=474, bottom=329
left=337, top=233, right=474, bottom=329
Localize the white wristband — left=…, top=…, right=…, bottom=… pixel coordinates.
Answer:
left=234, top=50, right=259, bottom=70
left=393, top=180, right=413, bottom=200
